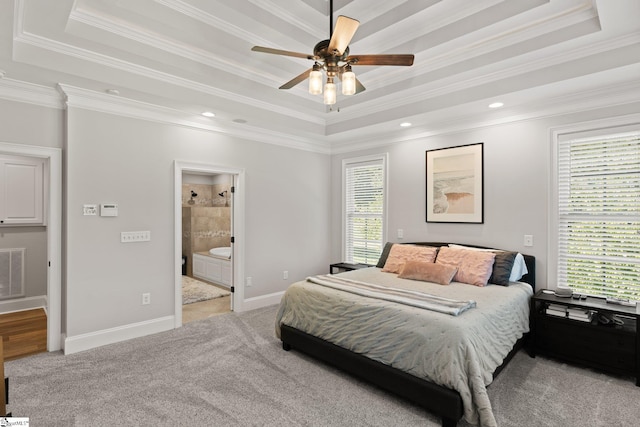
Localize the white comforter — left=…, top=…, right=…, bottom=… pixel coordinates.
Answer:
left=275, top=267, right=533, bottom=427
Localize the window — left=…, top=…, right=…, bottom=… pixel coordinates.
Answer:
left=555, top=131, right=640, bottom=301
left=343, top=154, right=387, bottom=264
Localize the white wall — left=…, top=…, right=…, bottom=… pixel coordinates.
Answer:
left=64, top=107, right=331, bottom=338
left=330, top=102, right=640, bottom=289
left=0, top=100, right=64, bottom=149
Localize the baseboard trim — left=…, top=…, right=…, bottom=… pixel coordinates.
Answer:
left=64, top=315, right=175, bottom=355
left=62, top=293, right=284, bottom=354
left=241, top=291, right=284, bottom=311
left=0, top=295, right=47, bottom=314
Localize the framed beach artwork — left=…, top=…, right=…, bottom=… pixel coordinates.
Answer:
left=425, top=143, right=484, bottom=223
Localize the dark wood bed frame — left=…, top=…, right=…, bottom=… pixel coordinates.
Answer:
left=280, top=242, right=536, bottom=427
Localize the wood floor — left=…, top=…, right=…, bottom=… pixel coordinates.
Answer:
left=0, top=308, right=47, bottom=361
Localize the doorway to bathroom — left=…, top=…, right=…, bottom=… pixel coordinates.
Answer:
left=182, top=172, right=233, bottom=322
left=174, top=161, right=245, bottom=327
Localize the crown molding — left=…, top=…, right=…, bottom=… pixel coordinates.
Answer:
left=360, top=0, right=502, bottom=53
left=0, top=77, right=64, bottom=109
left=57, top=84, right=330, bottom=154
left=329, top=79, right=640, bottom=154
left=69, top=1, right=303, bottom=92
left=13, top=29, right=325, bottom=127
left=326, top=31, right=640, bottom=127
left=247, top=0, right=325, bottom=38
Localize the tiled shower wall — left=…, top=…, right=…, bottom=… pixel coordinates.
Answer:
left=182, top=183, right=231, bottom=277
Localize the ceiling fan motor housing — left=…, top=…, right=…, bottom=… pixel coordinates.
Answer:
left=314, top=40, right=349, bottom=61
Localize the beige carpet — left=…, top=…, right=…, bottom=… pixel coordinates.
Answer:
left=182, top=276, right=230, bottom=304
left=6, top=305, right=640, bottom=426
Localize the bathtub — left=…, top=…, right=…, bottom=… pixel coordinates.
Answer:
left=193, top=248, right=232, bottom=288
left=208, top=246, right=232, bottom=259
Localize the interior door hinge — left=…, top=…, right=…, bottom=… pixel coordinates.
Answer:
left=230, top=286, right=235, bottom=293
left=230, top=236, right=235, bottom=243
left=230, top=186, right=235, bottom=193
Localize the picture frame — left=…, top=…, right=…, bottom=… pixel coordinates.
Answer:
left=425, top=142, right=484, bottom=223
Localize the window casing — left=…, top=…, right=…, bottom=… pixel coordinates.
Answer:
left=554, top=130, right=640, bottom=301
left=343, top=155, right=387, bottom=265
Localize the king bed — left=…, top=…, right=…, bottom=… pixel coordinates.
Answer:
left=275, top=242, right=536, bottom=427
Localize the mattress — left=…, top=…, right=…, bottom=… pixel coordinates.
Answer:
left=275, top=267, right=533, bottom=427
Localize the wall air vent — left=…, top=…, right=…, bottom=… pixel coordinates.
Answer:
left=0, top=248, right=25, bottom=299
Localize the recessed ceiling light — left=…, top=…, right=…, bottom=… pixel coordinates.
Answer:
left=201, top=111, right=215, bottom=118
left=400, top=122, right=412, bottom=127
left=488, top=102, right=504, bottom=108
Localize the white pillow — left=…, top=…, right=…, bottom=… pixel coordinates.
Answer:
left=447, top=244, right=528, bottom=282
left=510, top=252, right=528, bottom=282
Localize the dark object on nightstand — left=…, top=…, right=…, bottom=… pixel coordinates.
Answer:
left=531, top=290, right=639, bottom=386
left=329, top=262, right=373, bottom=274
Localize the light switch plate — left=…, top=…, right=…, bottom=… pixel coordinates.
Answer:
left=83, top=204, right=97, bottom=216
left=524, top=234, right=534, bottom=247
left=121, top=231, right=151, bottom=243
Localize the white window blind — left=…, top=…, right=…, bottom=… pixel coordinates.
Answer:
left=344, top=157, right=386, bottom=264
left=557, top=132, right=640, bottom=300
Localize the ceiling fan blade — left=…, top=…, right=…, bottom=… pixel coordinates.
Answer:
left=347, top=54, right=414, bottom=66
left=252, top=46, right=313, bottom=60
left=279, top=68, right=312, bottom=89
left=328, top=16, right=360, bottom=55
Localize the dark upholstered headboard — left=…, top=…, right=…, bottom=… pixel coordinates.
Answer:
left=377, top=242, right=536, bottom=289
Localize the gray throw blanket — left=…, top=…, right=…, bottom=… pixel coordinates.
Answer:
left=307, top=274, right=476, bottom=316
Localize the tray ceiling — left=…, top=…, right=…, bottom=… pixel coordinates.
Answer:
left=1, top=0, right=640, bottom=152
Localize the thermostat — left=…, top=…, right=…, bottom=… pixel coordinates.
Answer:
left=100, top=204, right=118, bottom=217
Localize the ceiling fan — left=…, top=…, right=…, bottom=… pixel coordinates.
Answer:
left=251, top=0, right=414, bottom=105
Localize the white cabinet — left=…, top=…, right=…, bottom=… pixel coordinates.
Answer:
left=0, top=155, right=45, bottom=226
left=192, top=253, right=231, bottom=288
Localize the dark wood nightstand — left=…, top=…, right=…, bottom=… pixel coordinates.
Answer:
left=329, top=262, right=373, bottom=274
left=531, top=290, right=639, bottom=386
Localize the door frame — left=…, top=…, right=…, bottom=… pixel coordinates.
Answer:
left=173, top=161, right=245, bottom=327
left=0, top=142, right=62, bottom=351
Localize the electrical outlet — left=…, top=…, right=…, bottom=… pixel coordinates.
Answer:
left=397, top=229, right=404, bottom=239
left=283, top=270, right=289, bottom=280
left=142, top=293, right=151, bottom=305
left=246, top=277, right=252, bottom=287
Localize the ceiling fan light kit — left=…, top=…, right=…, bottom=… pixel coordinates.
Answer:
left=252, top=0, right=414, bottom=107
left=309, top=65, right=323, bottom=95
left=324, top=78, right=337, bottom=105
left=341, top=65, right=356, bottom=96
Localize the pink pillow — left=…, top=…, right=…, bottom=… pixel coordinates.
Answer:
left=398, top=261, right=458, bottom=285
left=381, top=244, right=438, bottom=274
left=435, top=247, right=495, bottom=286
